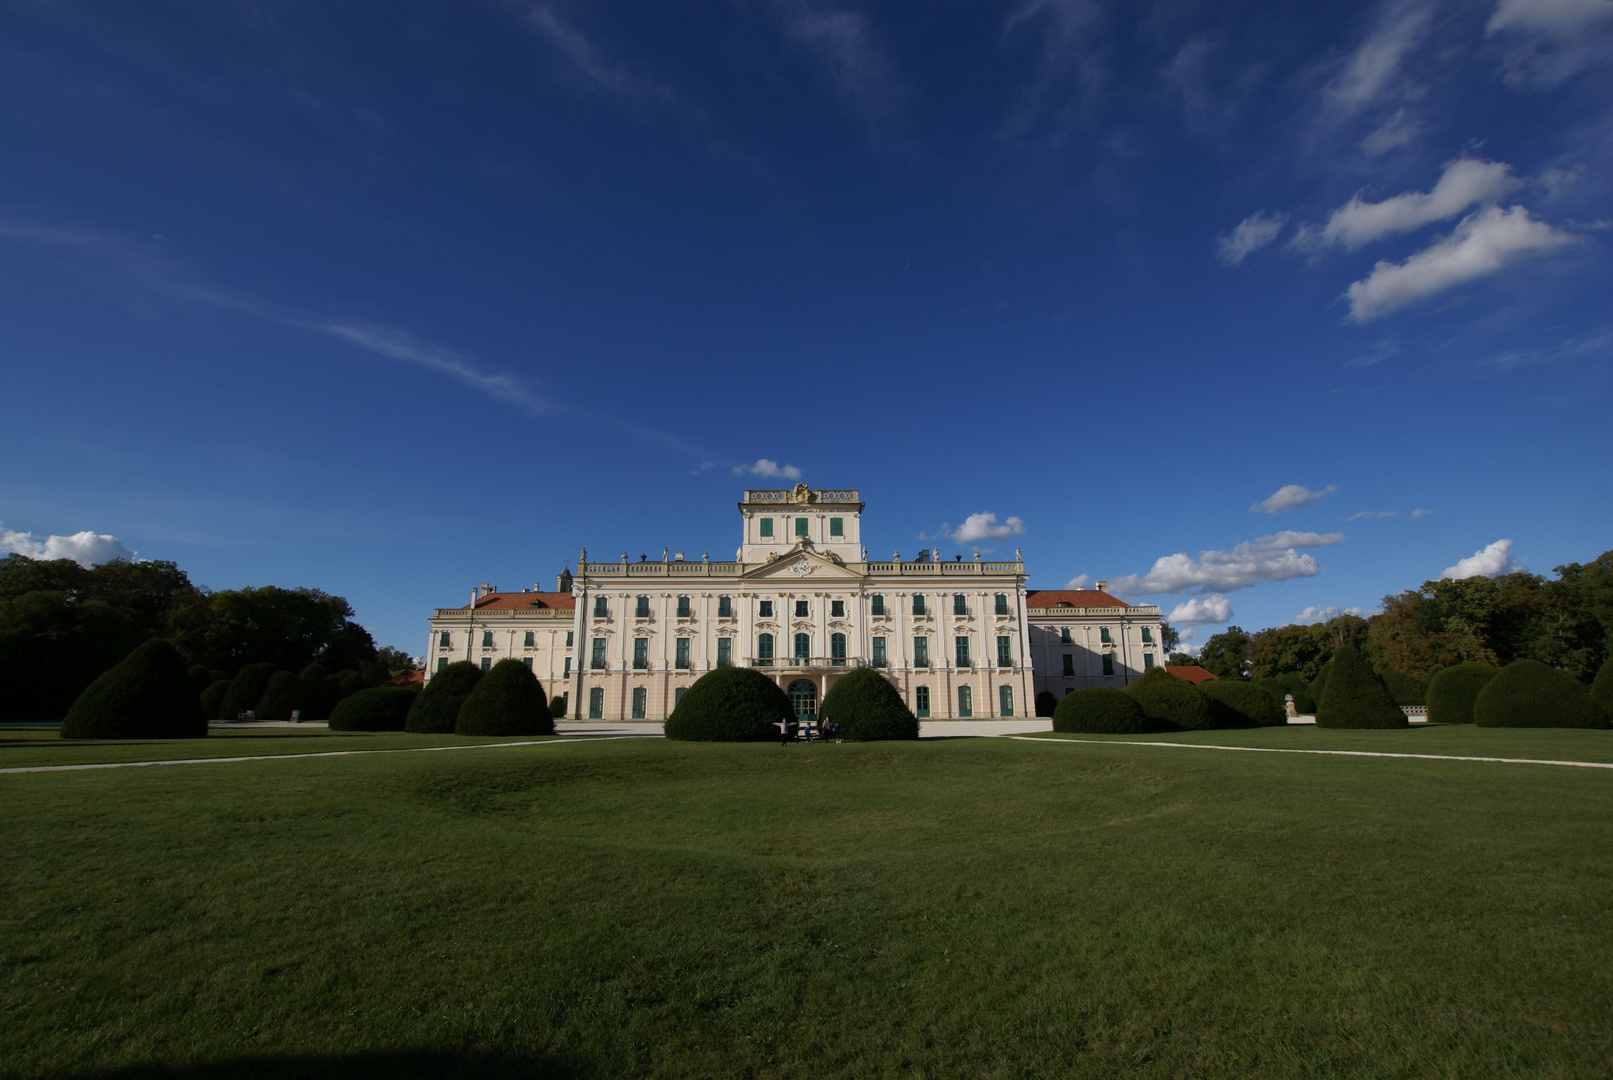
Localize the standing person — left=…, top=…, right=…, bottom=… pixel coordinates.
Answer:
left=777, top=717, right=790, bottom=745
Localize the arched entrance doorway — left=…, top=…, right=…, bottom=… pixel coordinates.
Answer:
left=786, top=679, right=817, bottom=723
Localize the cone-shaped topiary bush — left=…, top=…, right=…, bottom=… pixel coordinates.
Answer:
left=1425, top=661, right=1500, bottom=724
left=1307, top=662, right=1332, bottom=708
left=549, top=692, right=568, bottom=720
left=328, top=686, right=416, bottom=731
left=406, top=661, right=483, bottom=733
left=1201, top=680, right=1286, bottom=727
left=455, top=658, right=553, bottom=736
left=1053, top=687, right=1145, bottom=733
left=1316, top=645, right=1406, bottom=729
left=1277, top=673, right=1316, bottom=714
left=294, top=663, right=333, bottom=722
left=254, top=670, right=301, bottom=722
left=1035, top=691, right=1058, bottom=718
left=1379, top=667, right=1427, bottom=706
left=1124, top=667, right=1214, bottom=730
left=188, top=664, right=213, bottom=693
left=665, top=666, right=792, bottom=741
left=61, top=639, right=207, bottom=739
left=1592, top=658, right=1613, bottom=719
left=218, top=662, right=275, bottom=722
left=819, top=667, right=919, bottom=740
left=199, top=679, right=230, bottom=720
left=1474, top=659, right=1610, bottom=729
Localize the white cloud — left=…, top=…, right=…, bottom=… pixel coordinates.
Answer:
left=1064, top=573, right=1093, bottom=590
left=1325, top=3, right=1433, bottom=113
left=1168, top=594, right=1232, bottom=626
left=1217, top=211, right=1288, bottom=265
left=1412, top=508, right=1434, bottom=517
left=1, top=523, right=135, bottom=567
left=1345, top=510, right=1401, bottom=521
left=1294, top=605, right=1368, bottom=624
left=1311, top=159, right=1521, bottom=250
left=945, top=512, right=1027, bottom=545
left=733, top=459, right=802, bottom=480
left=1442, top=539, right=1519, bottom=579
left=1345, top=205, right=1578, bottom=321
left=1254, top=530, right=1347, bottom=548
left=1110, top=543, right=1322, bottom=596
left=1488, top=0, right=1613, bottom=38
left=1252, top=483, right=1337, bottom=513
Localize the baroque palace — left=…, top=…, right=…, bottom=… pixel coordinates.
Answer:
left=425, top=485, right=1164, bottom=722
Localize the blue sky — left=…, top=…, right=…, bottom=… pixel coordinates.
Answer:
left=1, top=0, right=1609, bottom=656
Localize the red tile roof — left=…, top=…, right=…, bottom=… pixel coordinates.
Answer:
left=1166, top=665, right=1218, bottom=684
left=1025, top=590, right=1130, bottom=609
left=465, top=591, right=576, bottom=610
left=390, top=669, right=425, bottom=686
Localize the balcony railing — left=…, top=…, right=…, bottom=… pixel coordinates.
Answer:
left=749, top=657, right=869, bottom=670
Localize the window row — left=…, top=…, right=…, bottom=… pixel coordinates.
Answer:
left=1053, top=626, right=1154, bottom=645
left=910, top=685, right=1015, bottom=718
left=1057, top=652, right=1154, bottom=677
left=440, top=630, right=575, bottom=648
left=757, top=516, right=846, bottom=538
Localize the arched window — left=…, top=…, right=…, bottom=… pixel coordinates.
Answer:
left=794, top=632, right=811, bottom=660
left=830, top=632, right=847, bottom=665
left=757, top=633, right=774, bottom=663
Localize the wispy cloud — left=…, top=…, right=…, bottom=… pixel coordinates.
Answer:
left=1488, top=0, right=1613, bottom=39
left=1218, top=210, right=1288, bottom=265
left=1252, top=483, right=1337, bottom=513
left=774, top=2, right=910, bottom=139
left=321, top=322, right=552, bottom=414
left=1297, top=158, right=1521, bottom=251
left=1345, top=510, right=1401, bottom=521
left=1, top=521, right=135, bottom=567
left=734, top=459, right=803, bottom=480
left=1324, top=1, right=1434, bottom=115
left=1442, top=538, right=1519, bottom=579
left=1487, top=329, right=1613, bottom=372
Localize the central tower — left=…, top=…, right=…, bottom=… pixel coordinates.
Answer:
left=738, top=483, right=864, bottom=564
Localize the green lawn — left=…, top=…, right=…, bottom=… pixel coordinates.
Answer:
left=4, top=728, right=1612, bottom=1079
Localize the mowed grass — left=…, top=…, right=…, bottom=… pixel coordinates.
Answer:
left=4, top=730, right=1612, bottom=1079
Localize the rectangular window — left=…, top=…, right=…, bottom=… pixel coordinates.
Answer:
left=676, top=596, right=691, bottom=618
left=482, top=630, right=494, bottom=647
left=436, top=657, right=447, bottom=671
left=635, top=596, right=651, bottom=618
left=871, top=594, right=885, bottom=616
left=997, top=636, right=1012, bottom=667
left=830, top=632, right=847, bottom=665
left=594, top=596, right=607, bottom=617
left=795, top=516, right=809, bottom=537
left=674, top=687, right=686, bottom=708
left=1142, top=627, right=1153, bottom=643
left=955, top=636, right=970, bottom=665
left=1102, top=654, right=1115, bottom=676
left=675, top=638, right=690, bottom=669
left=912, top=595, right=926, bottom=616
left=631, top=687, right=646, bottom=719
left=588, top=687, right=603, bottom=719
left=915, top=686, right=930, bottom=718
left=994, top=593, right=1009, bottom=615
left=563, top=657, right=571, bottom=677
left=1062, top=654, right=1075, bottom=677
left=1060, top=627, right=1072, bottom=645
left=759, top=600, right=774, bottom=618
left=759, top=517, right=773, bottom=537
left=913, top=637, right=929, bottom=667
left=633, top=638, right=648, bottom=669
left=524, top=631, right=535, bottom=647
left=1100, top=626, right=1112, bottom=644
left=523, top=657, right=533, bottom=669
left=566, top=631, right=574, bottom=647
left=794, top=632, right=810, bottom=660
left=591, top=638, right=606, bottom=670
left=831, top=599, right=845, bottom=618
left=999, top=686, right=1014, bottom=717
left=717, top=637, right=732, bottom=667
left=795, top=600, right=809, bottom=618
left=438, top=630, right=451, bottom=648
left=1144, top=653, right=1155, bottom=670
left=758, top=633, right=774, bottom=662
left=718, top=595, right=732, bottom=618
left=953, top=594, right=967, bottom=616
left=829, top=517, right=844, bottom=537
left=480, top=657, right=491, bottom=671
left=872, top=637, right=886, bottom=667
left=957, top=686, right=973, bottom=718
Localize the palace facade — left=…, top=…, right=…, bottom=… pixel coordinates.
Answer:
left=425, top=486, right=1163, bottom=721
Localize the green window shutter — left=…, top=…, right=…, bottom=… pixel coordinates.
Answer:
left=566, top=631, right=573, bottom=647
left=953, top=594, right=966, bottom=615
left=758, top=633, right=774, bottom=660
left=439, top=631, right=450, bottom=647
left=436, top=657, right=447, bottom=671
left=636, top=596, right=650, bottom=618
left=997, top=636, right=1011, bottom=666
left=871, top=594, right=884, bottom=616
left=480, top=657, right=491, bottom=671
left=994, top=594, right=1009, bottom=615
left=1100, top=627, right=1111, bottom=644
left=872, top=637, right=886, bottom=666
left=676, top=638, right=690, bottom=668
left=1144, top=653, right=1155, bottom=669
left=955, top=636, right=970, bottom=664
left=915, top=686, right=930, bottom=717
left=829, top=517, right=843, bottom=536
left=588, top=687, right=603, bottom=718
left=795, top=517, right=809, bottom=537
left=482, top=630, right=493, bottom=647
left=1102, top=654, right=1114, bottom=676
left=677, top=596, right=691, bottom=617
left=718, top=596, right=732, bottom=617
left=759, top=600, right=773, bottom=617
left=831, top=600, right=844, bottom=617
left=794, top=633, right=810, bottom=659
left=957, top=686, right=972, bottom=718
left=674, top=687, right=686, bottom=707
left=524, top=631, right=535, bottom=647
left=631, top=687, right=646, bottom=719
left=717, top=638, right=732, bottom=666
left=914, top=637, right=929, bottom=666
left=830, top=633, right=846, bottom=662
left=795, top=600, right=809, bottom=618
left=1062, top=654, right=1075, bottom=676
left=1060, top=627, right=1071, bottom=644
left=594, top=596, right=607, bottom=617
left=912, top=595, right=925, bottom=615
left=999, top=686, right=1013, bottom=717
left=591, top=638, right=606, bottom=669
left=633, top=638, right=648, bottom=669
left=759, top=518, right=773, bottom=537
left=1142, top=627, right=1153, bottom=643
left=563, top=657, right=570, bottom=677
left=523, top=657, right=533, bottom=669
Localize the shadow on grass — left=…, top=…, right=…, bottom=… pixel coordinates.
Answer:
left=57, top=1049, right=589, bottom=1080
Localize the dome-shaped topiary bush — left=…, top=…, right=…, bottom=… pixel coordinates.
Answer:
left=254, top=670, right=302, bottom=722
left=1379, top=667, right=1427, bottom=707
left=664, top=666, right=792, bottom=742
left=334, top=669, right=369, bottom=703
left=1124, top=667, right=1214, bottom=730
left=549, top=692, right=568, bottom=720
left=1034, top=691, right=1058, bottom=718
left=1474, top=659, right=1610, bottom=729
left=406, top=661, right=483, bottom=733
left=328, top=686, right=416, bottom=731
left=1591, top=658, right=1613, bottom=719
left=188, top=664, right=214, bottom=693
left=218, top=662, right=275, bottom=722
left=1201, top=680, right=1286, bottom=728
left=199, top=679, right=231, bottom=720
left=456, top=659, right=553, bottom=736
left=1277, top=673, right=1316, bottom=715
left=296, top=663, right=333, bottom=722
left=1053, top=687, right=1145, bottom=733
left=819, top=667, right=919, bottom=740
left=61, top=639, right=207, bottom=739
left=1316, top=645, right=1406, bottom=729
left=1425, top=661, right=1500, bottom=725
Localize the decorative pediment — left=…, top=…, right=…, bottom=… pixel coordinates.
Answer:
left=740, top=549, right=865, bottom=582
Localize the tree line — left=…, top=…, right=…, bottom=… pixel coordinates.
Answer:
left=0, top=554, right=415, bottom=721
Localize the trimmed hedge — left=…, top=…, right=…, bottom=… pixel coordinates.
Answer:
left=61, top=639, right=207, bottom=739
left=199, top=679, right=230, bottom=720
left=1034, top=691, right=1058, bottom=718
left=1307, top=662, right=1332, bottom=708
left=406, top=661, right=483, bottom=733
left=1379, top=667, right=1427, bottom=707
left=1277, top=673, right=1316, bottom=715
left=1474, top=659, right=1610, bottom=729
left=456, top=659, right=553, bottom=737
left=819, top=667, right=919, bottom=741
left=328, top=686, right=416, bottom=731
left=1425, top=661, right=1500, bottom=725
left=297, top=663, right=334, bottom=722
left=1052, top=687, right=1145, bottom=733
left=1316, top=645, right=1406, bottom=729
left=1201, top=680, right=1286, bottom=728
left=549, top=692, right=568, bottom=720
left=218, top=662, right=275, bottom=722
left=334, top=669, right=369, bottom=703
left=664, top=667, right=792, bottom=742
left=1253, top=677, right=1291, bottom=713
left=254, top=670, right=301, bottom=722
left=1125, top=667, right=1214, bottom=730
left=188, top=664, right=214, bottom=693
left=1592, top=659, right=1613, bottom=719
